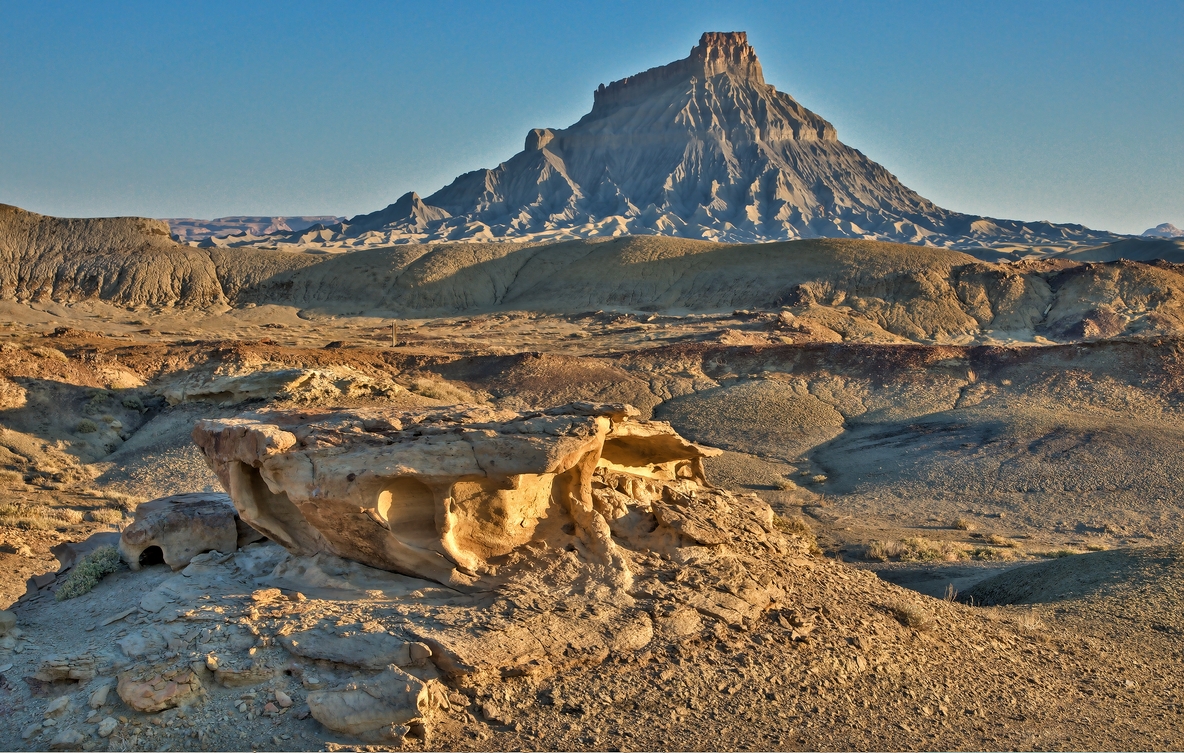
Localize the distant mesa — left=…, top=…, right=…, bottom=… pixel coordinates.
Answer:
left=1144, top=223, right=1184, bottom=239
left=205, top=31, right=1124, bottom=252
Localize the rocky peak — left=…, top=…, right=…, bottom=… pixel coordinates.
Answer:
left=690, top=31, right=764, bottom=82
left=591, top=30, right=768, bottom=112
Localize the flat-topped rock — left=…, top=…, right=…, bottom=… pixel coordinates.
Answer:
left=193, top=403, right=720, bottom=588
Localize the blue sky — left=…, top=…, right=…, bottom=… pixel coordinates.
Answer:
left=1, top=1, right=1180, bottom=234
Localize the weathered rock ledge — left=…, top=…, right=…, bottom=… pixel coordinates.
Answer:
left=192, top=402, right=721, bottom=589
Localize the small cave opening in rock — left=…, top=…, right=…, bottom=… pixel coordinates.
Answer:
left=138, top=545, right=164, bottom=567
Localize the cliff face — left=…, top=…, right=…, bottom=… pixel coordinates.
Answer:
left=281, top=31, right=1120, bottom=250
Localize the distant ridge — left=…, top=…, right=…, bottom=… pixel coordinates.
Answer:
left=217, top=31, right=1124, bottom=253
left=1144, top=223, right=1184, bottom=239
left=167, top=215, right=344, bottom=243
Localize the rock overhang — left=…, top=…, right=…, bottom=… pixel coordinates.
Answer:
left=192, top=402, right=721, bottom=589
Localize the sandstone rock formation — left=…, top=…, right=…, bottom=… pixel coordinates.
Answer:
left=119, top=492, right=264, bottom=571
left=192, top=402, right=721, bottom=588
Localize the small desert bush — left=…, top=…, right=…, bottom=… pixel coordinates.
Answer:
left=408, top=378, right=475, bottom=404
left=76, top=419, right=98, bottom=433
left=774, top=515, right=820, bottom=553
left=865, top=540, right=904, bottom=561
left=866, top=537, right=968, bottom=562
left=774, top=514, right=813, bottom=537
left=952, top=517, right=976, bottom=531
left=889, top=601, right=934, bottom=630
left=810, top=474, right=828, bottom=484
left=85, top=509, right=124, bottom=525
left=56, top=545, right=121, bottom=601
left=54, top=508, right=85, bottom=525
left=1084, top=540, right=1110, bottom=552
left=121, top=395, right=145, bottom=411
left=1035, top=548, right=1081, bottom=559
left=987, top=534, right=1018, bottom=548
left=1013, top=610, right=1045, bottom=633
left=773, top=478, right=796, bottom=491
left=972, top=546, right=1018, bottom=561
left=102, top=491, right=146, bottom=511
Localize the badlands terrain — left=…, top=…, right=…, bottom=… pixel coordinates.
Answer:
left=0, top=201, right=1181, bottom=751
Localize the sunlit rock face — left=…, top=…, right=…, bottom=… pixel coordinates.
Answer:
left=192, top=402, right=720, bottom=589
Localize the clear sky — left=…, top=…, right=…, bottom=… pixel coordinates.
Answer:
left=1, top=1, right=1180, bottom=234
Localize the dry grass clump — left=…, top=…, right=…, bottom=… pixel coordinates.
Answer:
left=987, top=534, right=1017, bottom=547
left=971, top=546, right=1019, bottom=561
left=865, top=537, right=968, bottom=562
left=408, top=377, right=478, bottom=404
left=101, top=491, right=146, bottom=511
left=55, top=507, right=85, bottom=525
left=0, top=502, right=85, bottom=529
left=889, top=601, right=934, bottom=630
left=1034, top=548, right=1082, bottom=559
left=56, top=545, right=121, bottom=601
left=85, top=509, right=125, bottom=525
left=76, top=419, right=98, bottom=433
left=774, top=515, right=820, bottom=554
left=952, top=516, right=976, bottom=531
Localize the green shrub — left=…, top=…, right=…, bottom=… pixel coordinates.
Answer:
left=56, top=545, right=121, bottom=601
left=77, top=419, right=98, bottom=433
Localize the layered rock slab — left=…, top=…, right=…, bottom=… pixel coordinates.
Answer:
left=192, top=402, right=720, bottom=588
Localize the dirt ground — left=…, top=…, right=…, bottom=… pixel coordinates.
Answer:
left=0, top=303, right=1181, bottom=751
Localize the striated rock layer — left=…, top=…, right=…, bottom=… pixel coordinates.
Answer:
left=192, top=402, right=721, bottom=588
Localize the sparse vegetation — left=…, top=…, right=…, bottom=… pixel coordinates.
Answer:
left=952, top=516, right=976, bottom=531
left=408, top=377, right=478, bottom=404
left=865, top=537, right=969, bottom=562
left=101, top=491, right=146, bottom=511
left=773, top=514, right=820, bottom=553
left=889, top=601, right=934, bottom=630
left=1035, top=548, right=1082, bottom=559
left=85, top=509, right=124, bottom=525
left=55, top=545, right=121, bottom=601
left=55, top=507, right=85, bottom=524
left=972, top=546, right=1019, bottom=561
left=987, top=534, right=1018, bottom=547
left=0, top=502, right=85, bottom=529
left=76, top=418, right=98, bottom=433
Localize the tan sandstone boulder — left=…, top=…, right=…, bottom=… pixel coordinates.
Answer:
left=116, top=666, right=203, bottom=713
left=306, top=665, right=428, bottom=740
left=192, top=402, right=719, bottom=588
left=119, top=492, right=264, bottom=570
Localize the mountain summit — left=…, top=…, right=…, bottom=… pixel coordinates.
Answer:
left=244, top=32, right=1120, bottom=251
